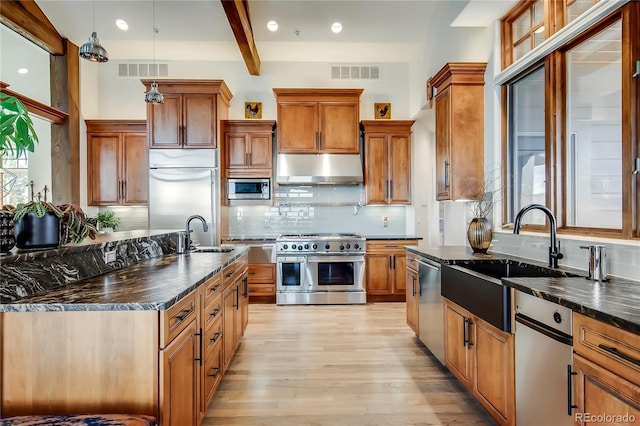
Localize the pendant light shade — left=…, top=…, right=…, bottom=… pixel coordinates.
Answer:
left=145, top=82, right=164, bottom=104
left=144, top=0, right=164, bottom=104
left=79, top=31, right=109, bottom=62
left=79, top=0, right=108, bottom=62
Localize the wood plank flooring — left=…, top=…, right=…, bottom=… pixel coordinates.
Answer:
left=204, top=303, right=496, bottom=425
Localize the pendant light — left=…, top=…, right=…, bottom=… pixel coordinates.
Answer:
left=145, top=0, right=164, bottom=104
left=79, top=0, right=109, bottom=62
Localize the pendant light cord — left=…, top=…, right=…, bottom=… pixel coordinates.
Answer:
left=152, top=0, right=157, bottom=85
left=92, top=0, right=96, bottom=32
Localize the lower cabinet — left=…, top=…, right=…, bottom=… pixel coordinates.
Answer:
left=572, top=312, right=640, bottom=425
left=444, top=298, right=514, bottom=425
left=365, top=239, right=418, bottom=301
left=248, top=263, right=276, bottom=302
left=405, top=262, right=419, bottom=335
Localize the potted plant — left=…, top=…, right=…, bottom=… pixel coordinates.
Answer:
left=12, top=197, right=63, bottom=249
left=0, top=93, right=39, bottom=158
left=96, top=210, right=120, bottom=233
left=59, top=204, right=98, bottom=244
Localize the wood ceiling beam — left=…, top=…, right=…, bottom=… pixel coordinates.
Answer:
left=0, top=0, right=64, bottom=55
left=221, top=0, right=261, bottom=76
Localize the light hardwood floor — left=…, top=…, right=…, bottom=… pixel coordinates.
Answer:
left=204, top=303, right=496, bottom=425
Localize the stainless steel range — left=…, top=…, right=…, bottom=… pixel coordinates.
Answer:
left=276, top=233, right=366, bottom=305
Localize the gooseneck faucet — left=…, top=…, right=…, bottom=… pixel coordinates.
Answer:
left=513, top=204, right=563, bottom=268
left=185, top=215, right=209, bottom=252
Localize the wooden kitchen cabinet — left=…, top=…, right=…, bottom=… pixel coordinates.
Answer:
left=142, top=79, right=232, bottom=149
left=222, top=255, right=249, bottom=373
left=406, top=262, right=419, bottom=335
left=572, top=312, right=640, bottom=425
left=444, top=298, right=514, bottom=425
left=86, top=120, right=148, bottom=206
left=365, top=240, right=418, bottom=302
left=248, top=263, right=276, bottom=302
left=362, top=120, right=414, bottom=205
left=273, top=88, right=363, bottom=153
left=221, top=120, right=275, bottom=177
left=431, top=63, right=486, bottom=201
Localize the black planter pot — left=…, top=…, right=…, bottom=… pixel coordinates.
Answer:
left=14, top=212, right=60, bottom=249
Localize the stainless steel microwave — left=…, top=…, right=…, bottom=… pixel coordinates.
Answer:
left=227, top=178, right=270, bottom=200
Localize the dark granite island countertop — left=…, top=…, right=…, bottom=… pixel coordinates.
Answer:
left=0, top=247, right=248, bottom=313
left=405, top=245, right=640, bottom=335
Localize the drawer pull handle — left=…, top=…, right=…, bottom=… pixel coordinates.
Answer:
left=210, top=284, right=221, bottom=292
left=175, top=308, right=194, bottom=321
left=210, top=331, right=222, bottom=343
left=209, top=308, right=221, bottom=318
left=226, top=271, right=235, bottom=279
left=208, top=367, right=220, bottom=379
left=567, top=365, right=578, bottom=415
left=598, top=344, right=640, bottom=366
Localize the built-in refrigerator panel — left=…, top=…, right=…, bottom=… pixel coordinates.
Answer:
left=148, top=150, right=219, bottom=247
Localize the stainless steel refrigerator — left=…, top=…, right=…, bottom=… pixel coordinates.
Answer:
left=148, top=149, right=219, bottom=246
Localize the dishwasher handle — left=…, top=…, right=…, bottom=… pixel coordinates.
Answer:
left=417, top=259, right=441, bottom=271
left=515, top=313, right=573, bottom=346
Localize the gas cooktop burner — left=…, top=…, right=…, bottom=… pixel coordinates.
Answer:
left=276, top=232, right=365, bottom=254
left=277, top=232, right=362, bottom=239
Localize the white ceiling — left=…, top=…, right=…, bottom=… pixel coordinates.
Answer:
left=33, top=0, right=517, bottom=62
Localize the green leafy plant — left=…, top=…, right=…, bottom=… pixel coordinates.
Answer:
left=96, top=210, right=120, bottom=230
left=59, top=204, right=97, bottom=244
left=0, top=94, right=39, bottom=158
left=13, top=200, right=63, bottom=222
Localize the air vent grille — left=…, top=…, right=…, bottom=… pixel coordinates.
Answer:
left=331, top=65, right=380, bottom=80
left=118, top=63, right=169, bottom=78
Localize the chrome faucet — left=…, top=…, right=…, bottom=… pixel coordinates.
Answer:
left=513, top=204, right=563, bottom=268
left=185, top=215, right=209, bottom=252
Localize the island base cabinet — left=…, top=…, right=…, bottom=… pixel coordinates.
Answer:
left=572, top=354, right=640, bottom=425
left=444, top=300, right=473, bottom=389
left=160, top=319, right=200, bottom=426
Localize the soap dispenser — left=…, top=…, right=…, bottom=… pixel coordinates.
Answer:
left=580, top=245, right=608, bottom=281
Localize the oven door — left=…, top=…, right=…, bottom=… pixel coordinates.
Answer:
left=276, top=256, right=309, bottom=293
left=307, top=255, right=365, bottom=292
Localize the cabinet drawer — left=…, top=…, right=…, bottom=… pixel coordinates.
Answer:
left=367, top=240, right=418, bottom=253
left=203, top=316, right=223, bottom=356
left=203, top=273, right=223, bottom=307
left=248, top=264, right=275, bottom=283
left=573, top=312, right=640, bottom=385
left=249, top=283, right=276, bottom=297
left=203, top=339, right=223, bottom=408
left=161, top=291, right=197, bottom=348
left=222, top=262, right=237, bottom=285
left=236, top=254, right=248, bottom=275
left=203, top=293, right=223, bottom=331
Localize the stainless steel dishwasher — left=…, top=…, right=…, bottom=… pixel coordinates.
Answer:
left=418, top=258, right=444, bottom=365
left=515, top=290, right=575, bottom=426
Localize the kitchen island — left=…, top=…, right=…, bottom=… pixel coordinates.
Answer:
left=0, top=234, right=249, bottom=426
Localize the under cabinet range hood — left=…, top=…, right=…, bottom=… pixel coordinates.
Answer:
left=276, top=154, right=364, bottom=184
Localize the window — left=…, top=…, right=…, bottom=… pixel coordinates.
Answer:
left=502, top=0, right=546, bottom=67
left=1, top=152, right=29, bottom=207
left=565, top=21, right=622, bottom=229
left=567, top=0, right=599, bottom=23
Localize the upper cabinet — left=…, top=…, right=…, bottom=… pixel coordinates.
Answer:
left=362, top=120, right=414, bottom=205
left=86, top=120, right=148, bottom=206
left=273, top=88, right=363, bottom=154
left=430, top=63, right=486, bottom=201
left=141, top=80, right=233, bottom=149
left=221, top=120, right=275, bottom=178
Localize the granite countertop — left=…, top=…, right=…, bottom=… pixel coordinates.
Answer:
left=365, top=235, right=422, bottom=240
left=0, top=247, right=249, bottom=313
left=406, top=245, right=640, bottom=335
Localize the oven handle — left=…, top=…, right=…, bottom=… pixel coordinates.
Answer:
left=306, top=256, right=365, bottom=263
left=276, top=257, right=307, bottom=264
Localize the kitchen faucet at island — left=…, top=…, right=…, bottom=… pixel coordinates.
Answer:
left=513, top=204, right=563, bottom=268
left=185, top=215, right=208, bottom=252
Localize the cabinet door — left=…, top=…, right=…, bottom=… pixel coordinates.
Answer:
left=87, top=134, right=120, bottom=206
left=365, top=254, right=392, bottom=295
left=392, top=254, right=407, bottom=295
left=225, top=133, right=250, bottom=168
left=149, top=94, right=182, bottom=149
left=444, top=300, right=473, bottom=390
left=435, top=88, right=451, bottom=200
left=473, top=317, right=514, bottom=425
left=122, top=133, right=149, bottom=205
left=241, top=276, right=249, bottom=334
left=406, top=267, right=419, bottom=335
left=318, top=102, right=359, bottom=153
left=183, top=94, right=217, bottom=148
left=234, top=281, right=244, bottom=345
left=249, top=134, right=272, bottom=168
left=364, top=134, right=388, bottom=204
left=161, top=319, right=199, bottom=426
left=277, top=102, right=318, bottom=152
left=222, top=285, right=237, bottom=372
left=389, top=133, right=411, bottom=204
left=573, top=354, right=640, bottom=426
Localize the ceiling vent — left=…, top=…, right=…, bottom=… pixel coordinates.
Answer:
left=118, top=63, right=169, bottom=78
left=331, top=65, right=380, bottom=80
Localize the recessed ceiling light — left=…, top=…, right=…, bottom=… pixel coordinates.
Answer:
left=115, top=18, right=129, bottom=31
left=17, top=68, right=29, bottom=74
left=267, top=20, right=278, bottom=32
left=331, top=22, right=342, bottom=34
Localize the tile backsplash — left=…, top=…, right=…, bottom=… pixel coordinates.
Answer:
left=227, top=185, right=407, bottom=236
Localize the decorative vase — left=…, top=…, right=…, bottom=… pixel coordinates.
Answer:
left=0, top=210, right=16, bottom=254
left=14, top=212, right=60, bottom=249
left=467, top=217, right=493, bottom=253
